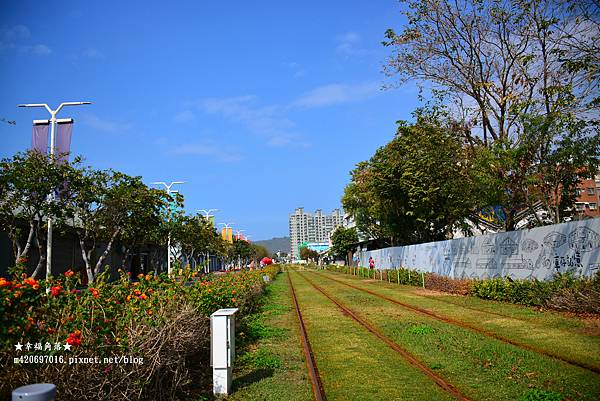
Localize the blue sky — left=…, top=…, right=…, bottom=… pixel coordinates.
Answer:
left=0, top=1, right=420, bottom=240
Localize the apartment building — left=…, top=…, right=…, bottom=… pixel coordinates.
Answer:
left=574, top=174, right=600, bottom=218
left=289, top=207, right=345, bottom=260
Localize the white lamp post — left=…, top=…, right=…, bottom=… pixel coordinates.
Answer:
left=198, top=209, right=218, bottom=273
left=151, top=181, right=185, bottom=275
left=17, top=101, right=91, bottom=280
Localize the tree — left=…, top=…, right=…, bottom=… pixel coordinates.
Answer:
left=171, top=212, right=224, bottom=270
left=329, top=226, right=359, bottom=265
left=0, top=151, right=80, bottom=277
left=229, top=238, right=254, bottom=267
left=65, top=169, right=170, bottom=283
left=343, top=116, right=481, bottom=245
left=383, top=0, right=599, bottom=229
left=300, top=246, right=319, bottom=262
left=251, top=244, right=270, bottom=261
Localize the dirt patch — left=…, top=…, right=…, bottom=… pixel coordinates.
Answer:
left=414, top=288, right=463, bottom=297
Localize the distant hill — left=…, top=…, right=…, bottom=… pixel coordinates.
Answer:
left=254, top=236, right=290, bottom=255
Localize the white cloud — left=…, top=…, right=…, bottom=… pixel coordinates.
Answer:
left=1, top=25, right=30, bottom=42
left=293, top=82, right=380, bottom=108
left=0, top=25, right=51, bottom=55
left=82, top=47, right=104, bottom=59
left=169, top=142, right=242, bottom=162
left=79, top=113, right=132, bottom=133
left=23, top=44, right=52, bottom=55
left=174, top=110, right=195, bottom=123
left=335, top=31, right=366, bottom=57
left=194, top=96, right=304, bottom=148
left=286, top=61, right=306, bottom=79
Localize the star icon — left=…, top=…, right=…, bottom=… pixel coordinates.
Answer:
left=14, top=342, right=23, bottom=351
left=63, top=342, right=72, bottom=351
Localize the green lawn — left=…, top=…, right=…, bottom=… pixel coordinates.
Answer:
left=288, top=270, right=456, bottom=401
left=227, top=272, right=313, bottom=401
left=316, top=269, right=600, bottom=372
left=306, top=270, right=600, bottom=401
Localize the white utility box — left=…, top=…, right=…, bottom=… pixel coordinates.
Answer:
left=211, top=308, right=239, bottom=395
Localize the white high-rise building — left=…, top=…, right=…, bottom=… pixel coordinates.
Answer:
left=289, top=207, right=345, bottom=260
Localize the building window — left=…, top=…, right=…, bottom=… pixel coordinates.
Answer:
left=575, top=188, right=582, bottom=196
left=588, top=188, right=596, bottom=195
left=590, top=203, right=597, bottom=210
left=575, top=203, right=585, bottom=211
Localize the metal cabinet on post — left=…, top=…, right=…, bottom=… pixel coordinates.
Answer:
left=211, top=307, right=238, bottom=395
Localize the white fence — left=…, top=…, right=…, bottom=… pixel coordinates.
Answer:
left=359, top=218, right=600, bottom=280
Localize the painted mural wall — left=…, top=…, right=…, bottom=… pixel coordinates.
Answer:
left=359, top=218, right=600, bottom=280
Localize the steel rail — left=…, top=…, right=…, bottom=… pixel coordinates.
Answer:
left=287, top=272, right=328, bottom=401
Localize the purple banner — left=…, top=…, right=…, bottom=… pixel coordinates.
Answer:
left=56, top=122, right=73, bottom=164
left=31, top=123, right=48, bottom=154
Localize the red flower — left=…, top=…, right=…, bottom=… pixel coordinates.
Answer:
left=66, top=330, right=82, bottom=347
left=0, top=277, right=12, bottom=287
left=89, top=288, right=100, bottom=298
left=64, top=270, right=75, bottom=277
left=50, top=284, right=62, bottom=297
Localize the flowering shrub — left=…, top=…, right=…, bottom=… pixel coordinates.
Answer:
left=0, top=264, right=281, bottom=400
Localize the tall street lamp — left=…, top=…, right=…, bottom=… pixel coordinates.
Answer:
left=198, top=209, right=218, bottom=273
left=18, top=101, right=91, bottom=280
left=151, top=181, right=185, bottom=275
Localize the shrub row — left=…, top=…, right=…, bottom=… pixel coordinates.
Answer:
left=324, top=264, right=599, bottom=313
left=0, top=263, right=281, bottom=400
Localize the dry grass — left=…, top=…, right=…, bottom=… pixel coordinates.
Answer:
left=2, top=301, right=210, bottom=401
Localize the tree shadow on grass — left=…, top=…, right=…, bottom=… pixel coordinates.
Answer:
left=232, top=367, right=275, bottom=391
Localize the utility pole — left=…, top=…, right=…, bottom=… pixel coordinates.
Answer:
left=152, top=181, right=185, bottom=275
left=198, top=209, right=218, bottom=273
left=18, top=101, right=91, bottom=280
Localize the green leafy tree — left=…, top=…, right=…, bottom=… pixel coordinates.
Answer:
left=383, top=0, right=599, bottom=229
left=300, top=246, right=319, bottom=262
left=251, top=244, right=270, bottom=261
left=0, top=151, right=81, bottom=277
left=65, top=169, right=170, bottom=283
left=343, top=116, right=481, bottom=245
left=329, top=226, right=358, bottom=265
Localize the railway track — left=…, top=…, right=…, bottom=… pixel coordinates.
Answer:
left=316, top=271, right=600, bottom=375
left=287, top=272, right=327, bottom=401
left=293, top=271, right=471, bottom=401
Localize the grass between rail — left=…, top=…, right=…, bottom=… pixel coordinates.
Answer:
left=227, top=271, right=312, bottom=401
left=289, top=270, right=455, bottom=401
left=307, top=271, right=600, bottom=401
left=316, top=269, right=600, bottom=371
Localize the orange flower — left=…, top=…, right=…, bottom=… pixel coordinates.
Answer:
left=13, top=291, right=22, bottom=298
left=232, top=298, right=236, bottom=303
left=89, top=288, right=100, bottom=298
left=145, top=274, right=151, bottom=281
left=23, top=277, right=38, bottom=287
left=64, top=270, right=75, bottom=277
left=0, top=277, right=12, bottom=287
left=139, top=293, right=148, bottom=300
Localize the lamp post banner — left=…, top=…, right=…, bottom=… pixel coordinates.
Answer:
left=31, top=123, right=48, bottom=154
left=56, top=121, right=73, bottom=163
